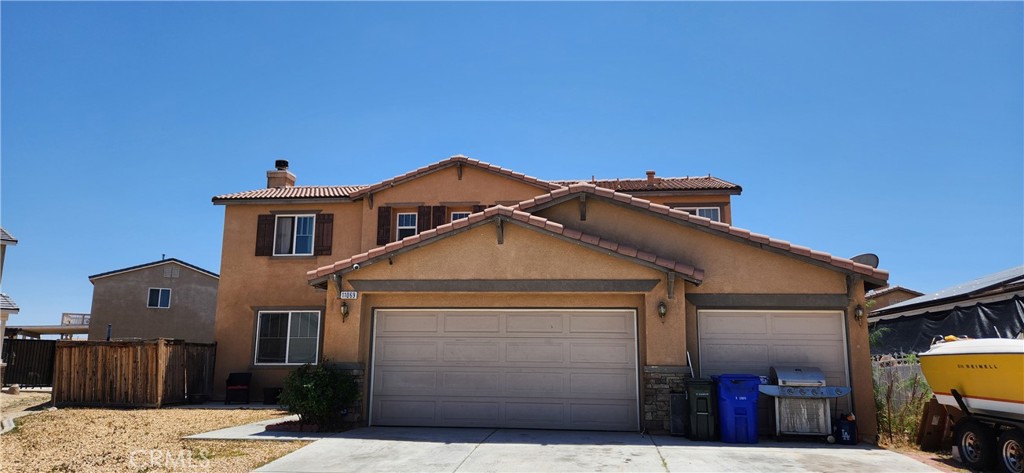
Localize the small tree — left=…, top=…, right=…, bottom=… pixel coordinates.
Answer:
left=278, top=362, right=359, bottom=430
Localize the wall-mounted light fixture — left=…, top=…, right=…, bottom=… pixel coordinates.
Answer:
left=854, top=304, right=864, bottom=323
left=340, top=301, right=350, bottom=322
left=658, top=301, right=668, bottom=321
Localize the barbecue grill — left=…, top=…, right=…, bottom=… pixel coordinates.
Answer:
left=758, top=366, right=851, bottom=437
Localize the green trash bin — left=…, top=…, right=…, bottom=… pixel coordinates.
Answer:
left=684, top=378, right=718, bottom=440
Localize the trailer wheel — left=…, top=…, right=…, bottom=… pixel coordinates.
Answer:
left=954, top=419, right=997, bottom=470
left=1000, top=429, right=1024, bottom=473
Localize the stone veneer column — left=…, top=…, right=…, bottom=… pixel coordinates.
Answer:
left=642, top=365, right=691, bottom=432
left=329, top=362, right=366, bottom=425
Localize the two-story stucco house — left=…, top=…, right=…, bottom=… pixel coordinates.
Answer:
left=211, top=156, right=887, bottom=440
left=87, top=258, right=219, bottom=343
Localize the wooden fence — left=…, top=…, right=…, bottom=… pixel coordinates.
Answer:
left=52, top=339, right=216, bottom=408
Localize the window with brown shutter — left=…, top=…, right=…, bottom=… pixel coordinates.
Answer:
left=431, top=205, right=447, bottom=228
left=314, top=213, right=333, bottom=255
left=417, top=206, right=432, bottom=233
left=255, top=214, right=275, bottom=256
left=376, top=206, right=392, bottom=246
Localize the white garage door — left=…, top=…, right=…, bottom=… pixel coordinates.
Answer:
left=698, top=310, right=850, bottom=413
left=370, top=309, right=639, bottom=431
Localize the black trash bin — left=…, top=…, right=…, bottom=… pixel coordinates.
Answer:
left=684, top=378, right=717, bottom=440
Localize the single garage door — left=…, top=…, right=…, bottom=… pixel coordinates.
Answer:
left=370, top=309, right=639, bottom=431
left=698, top=310, right=850, bottom=414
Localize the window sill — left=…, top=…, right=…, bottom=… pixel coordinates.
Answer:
left=268, top=255, right=318, bottom=260
left=250, top=363, right=318, bottom=370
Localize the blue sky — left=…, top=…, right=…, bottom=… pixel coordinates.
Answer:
left=2, top=2, right=1021, bottom=325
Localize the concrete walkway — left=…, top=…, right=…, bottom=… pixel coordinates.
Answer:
left=253, top=427, right=940, bottom=473
left=185, top=415, right=342, bottom=441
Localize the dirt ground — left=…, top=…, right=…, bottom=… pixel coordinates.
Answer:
left=0, top=393, right=308, bottom=473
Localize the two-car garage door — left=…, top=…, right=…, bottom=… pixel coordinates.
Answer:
left=370, top=309, right=639, bottom=431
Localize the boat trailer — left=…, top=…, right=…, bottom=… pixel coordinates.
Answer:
left=949, top=389, right=1024, bottom=473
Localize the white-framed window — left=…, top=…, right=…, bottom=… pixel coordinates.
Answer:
left=147, top=288, right=171, bottom=309
left=675, top=207, right=721, bottom=222
left=396, top=213, right=418, bottom=239
left=254, top=310, right=321, bottom=365
left=451, top=211, right=471, bottom=221
left=274, top=214, right=315, bottom=256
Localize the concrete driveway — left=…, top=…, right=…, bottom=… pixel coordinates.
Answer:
left=255, top=427, right=939, bottom=473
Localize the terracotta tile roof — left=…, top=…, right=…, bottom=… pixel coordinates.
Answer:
left=308, top=205, right=704, bottom=285
left=0, top=227, right=17, bottom=245
left=514, top=183, right=889, bottom=282
left=1, top=293, right=19, bottom=312
left=213, top=185, right=367, bottom=202
left=348, top=155, right=562, bottom=198
left=552, top=176, right=741, bottom=193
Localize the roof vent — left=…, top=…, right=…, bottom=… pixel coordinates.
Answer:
left=275, top=159, right=289, bottom=170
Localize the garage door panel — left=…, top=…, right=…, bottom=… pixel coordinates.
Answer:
left=376, top=399, right=437, bottom=423
left=378, top=370, right=437, bottom=393
left=380, top=313, right=439, bottom=333
left=445, top=314, right=501, bottom=333
left=372, top=309, right=638, bottom=430
left=506, top=372, right=565, bottom=394
left=569, top=314, right=633, bottom=334
left=442, top=342, right=500, bottom=362
left=571, top=402, right=636, bottom=427
left=701, top=342, right=770, bottom=364
left=771, top=344, right=842, bottom=365
left=505, top=402, right=565, bottom=423
left=771, top=314, right=842, bottom=337
left=506, top=342, right=564, bottom=363
left=440, top=371, right=502, bottom=393
left=570, top=342, right=632, bottom=364
left=440, top=401, right=500, bottom=424
left=570, top=372, right=634, bottom=395
left=507, top=314, right=564, bottom=333
left=379, top=340, right=439, bottom=362
left=701, top=313, right=769, bottom=335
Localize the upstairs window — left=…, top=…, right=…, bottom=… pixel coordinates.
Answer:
left=675, top=207, right=721, bottom=222
left=451, top=212, right=471, bottom=221
left=396, top=213, right=418, bottom=240
left=147, top=288, right=171, bottom=308
left=274, top=215, right=314, bottom=255
left=256, top=213, right=332, bottom=257
left=255, top=310, right=321, bottom=365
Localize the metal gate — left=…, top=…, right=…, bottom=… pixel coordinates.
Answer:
left=2, top=339, right=57, bottom=386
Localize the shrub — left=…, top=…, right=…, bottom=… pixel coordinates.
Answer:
left=278, top=362, right=359, bottom=430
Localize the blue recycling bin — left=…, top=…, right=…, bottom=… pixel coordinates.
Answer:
left=715, top=374, right=761, bottom=444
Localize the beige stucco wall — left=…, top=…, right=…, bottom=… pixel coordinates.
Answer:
left=536, top=197, right=877, bottom=440
left=357, top=166, right=552, bottom=249
left=210, top=166, right=876, bottom=439
left=323, top=223, right=687, bottom=421
left=87, top=262, right=218, bottom=343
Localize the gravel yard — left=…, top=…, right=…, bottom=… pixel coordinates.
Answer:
left=0, top=403, right=309, bottom=472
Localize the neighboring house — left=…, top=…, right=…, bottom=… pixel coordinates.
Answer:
left=87, top=258, right=219, bottom=343
left=211, top=156, right=886, bottom=439
left=869, top=266, right=1024, bottom=355
left=865, top=285, right=924, bottom=311
left=1, top=227, right=19, bottom=374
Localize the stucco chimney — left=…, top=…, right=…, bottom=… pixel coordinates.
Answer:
left=267, top=159, right=296, bottom=188
left=646, top=170, right=656, bottom=187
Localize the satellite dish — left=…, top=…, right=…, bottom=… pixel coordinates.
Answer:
left=851, top=253, right=880, bottom=268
